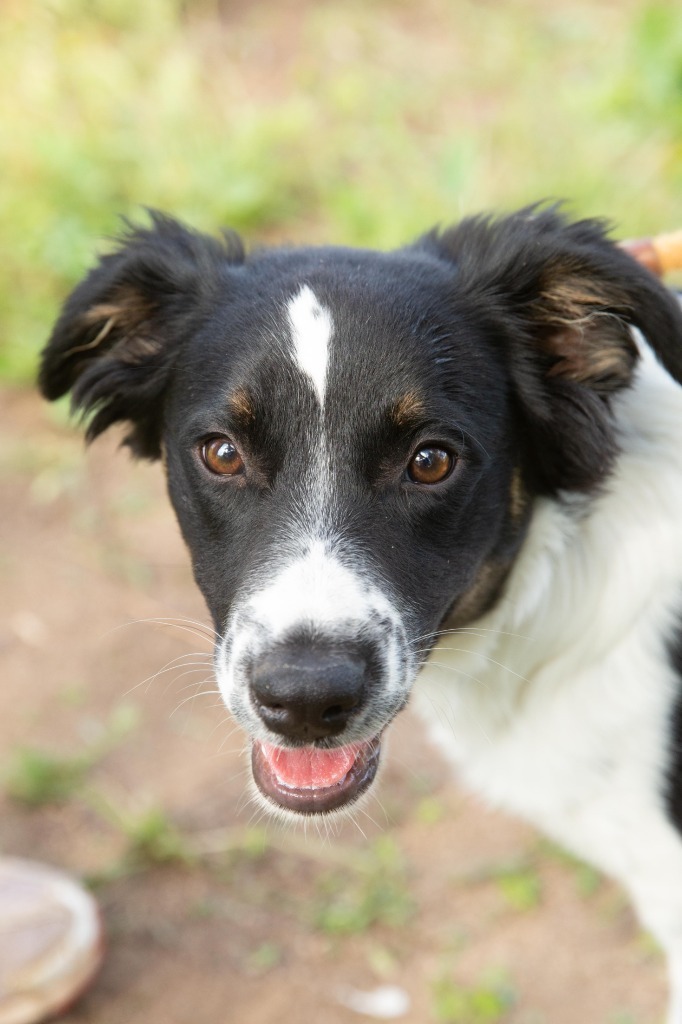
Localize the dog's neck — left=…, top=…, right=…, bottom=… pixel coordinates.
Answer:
left=418, top=341, right=682, bottom=727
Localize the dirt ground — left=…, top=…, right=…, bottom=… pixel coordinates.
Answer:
left=0, top=387, right=667, bottom=1024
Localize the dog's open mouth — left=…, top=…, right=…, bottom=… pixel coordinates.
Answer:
left=251, top=736, right=381, bottom=814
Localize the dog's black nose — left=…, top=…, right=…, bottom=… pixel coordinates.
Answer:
left=250, top=646, right=367, bottom=741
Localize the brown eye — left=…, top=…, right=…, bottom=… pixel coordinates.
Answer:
left=408, top=446, right=454, bottom=485
left=201, top=437, right=244, bottom=476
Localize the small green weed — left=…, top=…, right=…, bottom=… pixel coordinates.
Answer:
left=636, top=930, right=662, bottom=960
left=237, top=825, right=269, bottom=859
left=123, top=807, right=194, bottom=866
left=495, top=864, right=542, bottom=912
left=247, top=941, right=282, bottom=973
left=536, top=839, right=602, bottom=898
left=416, top=796, right=446, bottom=825
left=366, top=943, right=400, bottom=978
left=210, top=825, right=270, bottom=871
left=5, top=702, right=140, bottom=807
left=456, top=856, right=543, bottom=912
left=574, top=862, right=602, bottom=897
left=432, top=971, right=515, bottom=1023
left=313, top=836, right=412, bottom=935
left=5, top=748, right=90, bottom=806
left=90, top=795, right=195, bottom=869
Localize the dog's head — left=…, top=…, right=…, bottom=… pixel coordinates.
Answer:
left=39, top=207, right=682, bottom=817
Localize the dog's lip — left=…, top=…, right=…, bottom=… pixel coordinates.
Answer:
left=251, top=736, right=381, bottom=814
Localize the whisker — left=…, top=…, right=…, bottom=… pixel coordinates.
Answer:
left=171, top=687, right=222, bottom=715
left=347, top=812, right=368, bottom=842
left=420, top=690, right=460, bottom=738
left=114, top=616, right=218, bottom=647
left=420, top=689, right=494, bottom=747
left=427, top=660, right=494, bottom=687
left=356, top=800, right=386, bottom=833
left=409, top=626, right=535, bottom=646
left=167, top=663, right=216, bottom=687
left=429, top=649, right=530, bottom=684
left=123, top=654, right=215, bottom=698
left=176, top=671, right=221, bottom=694
left=210, top=715, right=246, bottom=749
left=133, top=615, right=218, bottom=637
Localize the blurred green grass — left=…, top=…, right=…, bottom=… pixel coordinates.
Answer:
left=2, top=0, right=682, bottom=384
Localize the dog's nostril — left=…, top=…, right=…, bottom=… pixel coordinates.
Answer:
left=322, top=703, right=351, bottom=722
left=250, top=645, right=367, bottom=741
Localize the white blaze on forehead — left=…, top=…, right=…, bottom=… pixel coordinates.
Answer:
left=287, top=285, right=332, bottom=407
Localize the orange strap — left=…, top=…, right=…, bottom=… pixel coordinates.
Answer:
left=620, top=230, right=682, bottom=277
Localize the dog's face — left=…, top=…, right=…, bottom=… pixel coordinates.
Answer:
left=161, top=254, right=521, bottom=813
left=39, top=208, right=682, bottom=817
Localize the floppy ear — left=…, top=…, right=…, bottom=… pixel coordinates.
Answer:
left=425, top=207, right=682, bottom=493
left=39, top=212, right=244, bottom=459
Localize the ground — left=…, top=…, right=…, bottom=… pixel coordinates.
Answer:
left=0, top=388, right=667, bottom=1024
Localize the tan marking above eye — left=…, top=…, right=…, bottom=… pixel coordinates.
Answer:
left=228, top=387, right=256, bottom=423
left=391, top=391, right=426, bottom=427
left=408, top=446, right=454, bottom=485
left=201, top=437, right=245, bottom=476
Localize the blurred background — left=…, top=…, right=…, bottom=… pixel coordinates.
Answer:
left=1, top=1, right=681, bottom=1021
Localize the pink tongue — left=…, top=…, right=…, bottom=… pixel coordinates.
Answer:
left=261, top=742, right=358, bottom=790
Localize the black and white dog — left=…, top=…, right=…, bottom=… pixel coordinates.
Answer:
left=40, top=207, right=682, bottom=1020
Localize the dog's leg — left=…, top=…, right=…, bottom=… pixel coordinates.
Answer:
left=537, top=794, right=682, bottom=1024
left=667, top=955, right=682, bottom=1024
left=609, top=814, right=682, bottom=1024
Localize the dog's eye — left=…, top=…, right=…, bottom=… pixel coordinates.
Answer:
left=407, top=446, right=454, bottom=485
left=201, top=437, right=244, bottom=476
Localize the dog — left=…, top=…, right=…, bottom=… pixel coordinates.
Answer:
left=39, top=206, right=682, bottom=1021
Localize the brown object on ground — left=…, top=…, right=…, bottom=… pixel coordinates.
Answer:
left=620, top=229, right=682, bottom=277
left=0, top=858, right=103, bottom=1024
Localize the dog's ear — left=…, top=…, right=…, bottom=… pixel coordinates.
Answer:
left=39, top=212, right=244, bottom=459
left=425, top=207, right=682, bottom=493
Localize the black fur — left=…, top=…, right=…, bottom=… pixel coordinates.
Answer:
left=39, top=211, right=245, bottom=458
left=39, top=206, right=682, bottom=643
left=418, top=209, right=682, bottom=492
left=41, top=206, right=682, bottom=484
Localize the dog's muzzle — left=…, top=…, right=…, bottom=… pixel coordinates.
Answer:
left=247, top=642, right=382, bottom=814
left=216, top=545, right=411, bottom=816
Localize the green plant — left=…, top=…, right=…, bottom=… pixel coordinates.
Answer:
left=89, top=791, right=195, bottom=868
left=247, top=941, right=282, bottom=973
left=454, top=856, right=543, bottom=912
left=5, top=748, right=90, bottom=806
left=3, top=0, right=682, bottom=386
left=416, top=796, right=446, bottom=824
left=432, top=971, right=515, bottom=1023
left=122, top=806, right=195, bottom=867
left=495, top=864, right=542, bottom=912
left=536, top=839, right=602, bottom=898
left=5, top=702, right=140, bottom=806
left=313, top=836, right=413, bottom=935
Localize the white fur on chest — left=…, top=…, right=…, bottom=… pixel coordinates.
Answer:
left=415, top=345, right=682, bottom=881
